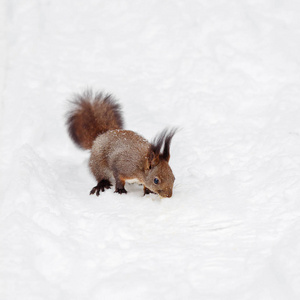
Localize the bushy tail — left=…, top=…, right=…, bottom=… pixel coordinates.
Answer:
left=66, top=89, right=124, bottom=150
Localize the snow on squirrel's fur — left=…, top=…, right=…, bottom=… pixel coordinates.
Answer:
left=66, top=90, right=176, bottom=198
left=1, top=1, right=300, bottom=299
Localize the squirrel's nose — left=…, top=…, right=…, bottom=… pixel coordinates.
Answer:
left=159, top=189, right=172, bottom=198
left=165, top=190, right=172, bottom=198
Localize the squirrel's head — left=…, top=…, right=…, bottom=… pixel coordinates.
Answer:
left=144, top=128, right=176, bottom=198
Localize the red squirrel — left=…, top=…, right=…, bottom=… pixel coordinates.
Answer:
left=66, top=90, right=176, bottom=198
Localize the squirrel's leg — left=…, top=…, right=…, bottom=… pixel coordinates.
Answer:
left=144, top=186, right=154, bottom=196
left=90, top=179, right=112, bottom=196
left=113, top=170, right=127, bottom=194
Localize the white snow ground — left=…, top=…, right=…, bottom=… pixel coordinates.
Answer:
left=1, top=0, right=300, bottom=299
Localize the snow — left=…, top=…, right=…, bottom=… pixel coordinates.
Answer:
left=1, top=0, right=300, bottom=299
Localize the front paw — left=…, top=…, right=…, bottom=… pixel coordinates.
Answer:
left=115, top=188, right=127, bottom=194
left=143, top=187, right=154, bottom=196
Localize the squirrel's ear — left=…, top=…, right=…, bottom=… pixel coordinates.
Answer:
left=145, top=150, right=159, bottom=170
left=150, top=129, right=167, bottom=159
left=162, top=128, right=177, bottom=162
left=149, top=128, right=177, bottom=165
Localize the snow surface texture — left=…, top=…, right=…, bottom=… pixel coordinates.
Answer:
left=1, top=1, right=300, bottom=299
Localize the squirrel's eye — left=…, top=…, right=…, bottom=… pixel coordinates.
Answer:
left=154, top=178, right=159, bottom=184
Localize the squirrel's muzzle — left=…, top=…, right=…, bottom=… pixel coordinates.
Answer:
left=159, top=189, right=173, bottom=198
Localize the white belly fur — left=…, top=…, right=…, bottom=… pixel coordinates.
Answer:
left=126, top=178, right=142, bottom=185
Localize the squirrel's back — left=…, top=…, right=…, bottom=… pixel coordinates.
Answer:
left=66, top=90, right=124, bottom=149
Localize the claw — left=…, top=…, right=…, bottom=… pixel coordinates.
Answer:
left=115, top=188, right=127, bottom=194
left=90, top=180, right=112, bottom=196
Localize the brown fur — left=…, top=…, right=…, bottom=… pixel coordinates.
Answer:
left=66, top=90, right=123, bottom=149
left=66, top=89, right=176, bottom=198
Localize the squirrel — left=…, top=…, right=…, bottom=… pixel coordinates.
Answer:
left=66, top=89, right=176, bottom=198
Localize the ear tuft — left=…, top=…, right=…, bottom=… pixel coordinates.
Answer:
left=162, top=128, right=177, bottom=162
left=150, top=128, right=177, bottom=163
